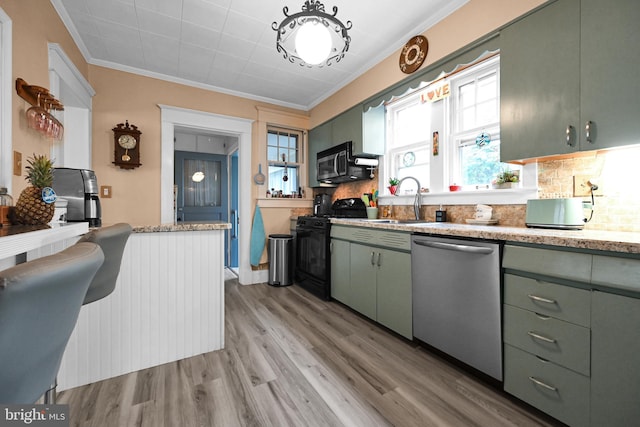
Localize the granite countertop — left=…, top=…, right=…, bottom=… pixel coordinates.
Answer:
left=330, top=219, right=640, bottom=255
left=132, top=222, right=231, bottom=233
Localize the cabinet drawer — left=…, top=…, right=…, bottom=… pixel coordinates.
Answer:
left=503, top=245, right=591, bottom=282
left=331, top=225, right=410, bottom=251
left=503, top=305, right=590, bottom=375
left=504, top=344, right=590, bottom=427
left=592, top=254, right=640, bottom=293
left=504, top=274, right=591, bottom=327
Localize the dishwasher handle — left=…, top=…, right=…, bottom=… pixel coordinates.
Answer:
left=412, top=239, right=494, bottom=255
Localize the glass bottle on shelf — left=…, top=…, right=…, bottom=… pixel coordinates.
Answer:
left=0, top=187, right=13, bottom=225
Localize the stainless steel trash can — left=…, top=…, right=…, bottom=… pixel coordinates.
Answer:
left=268, top=234, right=293, bottom=287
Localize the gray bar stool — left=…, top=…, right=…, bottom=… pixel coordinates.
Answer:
left=78, top=223, right=133, bottom=305
left=43, top=223, right=133, bottom=404
left=0, top=242, right=104, bottom=404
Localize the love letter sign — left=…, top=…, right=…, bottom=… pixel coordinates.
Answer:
left=421, top=82, right=450, bottom=103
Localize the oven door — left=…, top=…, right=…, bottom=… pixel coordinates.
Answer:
left=295, top=225, right=330, bottom=300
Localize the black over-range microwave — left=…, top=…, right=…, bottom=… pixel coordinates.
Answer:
left=316, top=141, right=370, bottom=184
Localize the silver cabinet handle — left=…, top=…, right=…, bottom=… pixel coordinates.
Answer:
left=413, top=240, right=494, bottom=255
left=528, top=376, right=558, bottom=392
left=377, top=252, right=382, bottom=267
left=528, top=331, right=556, bottom=343
left=370, top=252, right=375, bottom=265
left=330, top=242, right=333, bottom=253
left=528, top=294, right=557, bottom=304
left=566, top=125, right=575, bottom=147
left=585, top=120, right=594, bottom=144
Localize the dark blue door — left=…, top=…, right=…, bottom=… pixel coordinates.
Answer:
left=175, top=151, right=228, bottom=223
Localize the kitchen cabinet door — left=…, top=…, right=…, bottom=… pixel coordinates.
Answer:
left=500, top=0, right=580, bottom=161
left=580, top=0, right=640, bottom=150
left=591, top=291, right=640, bottom=426
left=330, top=239, right=351, bottom=304
left=376, top=248, right=412, bottom=339
left=308, top=121, right=332, bottom=187
left=349, top=243, right=377, bottom=321
left=361, top=104, right=385, bottom=156
left=331, top=105, right=363, bottom=150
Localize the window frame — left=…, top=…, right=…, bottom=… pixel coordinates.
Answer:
left=266, top=125, right=304, bottom=196
left=384, top=92, right=431, bottom=192
left=447, top=55, right=503, bottom=189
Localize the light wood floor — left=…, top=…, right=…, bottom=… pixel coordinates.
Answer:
left=59, top=278, right=559, bottom=427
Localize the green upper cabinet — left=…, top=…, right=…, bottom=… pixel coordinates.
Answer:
left=580, top=0, right=640, bottom=149
left=307, top=121, right=332, bottom=188
left=308, top=103, right=385, bottom=186
left=500, top=0, right=640, bottom=161
left=500, top=0, right=580, bottom=160
left=331, top=105, right=362, bottom=149
left=362, top=105, right=385, bottom=156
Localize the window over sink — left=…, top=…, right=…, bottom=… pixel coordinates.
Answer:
left=384, top=53, right=523, bottom=195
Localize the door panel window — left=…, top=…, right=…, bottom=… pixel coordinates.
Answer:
left=183, top=159, right=221, bottom=207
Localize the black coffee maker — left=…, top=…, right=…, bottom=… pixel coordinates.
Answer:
left=313, top=193, right=332, bottom=216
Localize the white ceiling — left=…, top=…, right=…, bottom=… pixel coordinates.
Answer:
left=51, top=0, right=468, bottom=111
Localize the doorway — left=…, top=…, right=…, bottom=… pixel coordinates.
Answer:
left=160, top=106, right=257, bottom=284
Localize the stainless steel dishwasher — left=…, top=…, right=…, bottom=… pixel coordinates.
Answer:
left=411, top=234, right=502, bottom=381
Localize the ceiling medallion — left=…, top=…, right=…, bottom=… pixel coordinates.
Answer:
left=272, top=1, right=352, bottom=67
left=399, top=35, right=428, bottom=74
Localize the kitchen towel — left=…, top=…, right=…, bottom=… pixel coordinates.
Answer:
left=250, top=205, right=266, bottom=266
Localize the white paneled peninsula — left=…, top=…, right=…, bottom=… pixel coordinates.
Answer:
left=45, top=222, right=229, bottom=391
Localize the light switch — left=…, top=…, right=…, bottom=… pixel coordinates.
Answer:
left=101, top=185, right=112, bottom=198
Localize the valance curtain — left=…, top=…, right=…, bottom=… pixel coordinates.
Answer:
left=363, top=32, right=501, bottom=112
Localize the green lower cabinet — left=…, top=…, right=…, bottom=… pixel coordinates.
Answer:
left=591, top=291, right=640, bottom=426
left=349, top=243, right=377, bottom=321
left=375, top=248, right=412, bottom=339
left=330, top=228, right=413, bottom=340
left=504, top=344, right=590, bottom=427
left=330, top=239, right=351, bottom=305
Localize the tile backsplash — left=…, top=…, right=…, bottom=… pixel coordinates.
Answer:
left=307, top=145, right=640, bottom=232
left=537, top=146, right=640, bottom=232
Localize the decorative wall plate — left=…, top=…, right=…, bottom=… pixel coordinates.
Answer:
left=399, top=35, right=428, bottom=74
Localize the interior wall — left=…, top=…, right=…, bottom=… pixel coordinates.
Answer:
left=2, top=0, right=88, bottom=197
left=309, top=0, right=546, bottom=126
left=88, top=66, right=306, bottom=226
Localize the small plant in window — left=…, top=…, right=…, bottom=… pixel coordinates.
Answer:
left=388, top=177, right=399, bottom=195
left=492, top=169, right=520, bottom=189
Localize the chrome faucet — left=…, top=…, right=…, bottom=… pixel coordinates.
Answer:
left=395, top=176, right=421, bottom=220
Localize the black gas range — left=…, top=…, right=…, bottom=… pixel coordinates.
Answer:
left=295, top=198, right=367, bottom=300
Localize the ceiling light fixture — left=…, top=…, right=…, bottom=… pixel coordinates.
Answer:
left=272, top=0, right=352, bottom=67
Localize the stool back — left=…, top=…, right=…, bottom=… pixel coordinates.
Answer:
left=79, top=223, right=132, bottom=305
left=0, top=242, right=104, bottom=403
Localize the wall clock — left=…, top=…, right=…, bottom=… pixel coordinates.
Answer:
left=112, top=120, right=141, bottom=169
left=399, top=35, right=428, bottom=74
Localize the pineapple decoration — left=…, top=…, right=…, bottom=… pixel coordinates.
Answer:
left=14, top=154, right=56, bottom=225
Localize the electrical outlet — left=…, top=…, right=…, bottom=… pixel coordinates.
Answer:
left=100, top=185, right=112, bottom=198
left=573, top=175, right=603, bottom=197
left=13, top=151, right=22, bottom=176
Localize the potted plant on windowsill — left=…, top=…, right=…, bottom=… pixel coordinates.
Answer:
left=492, top=170, right=520, bottom=189
left=388, top=177, right=399, bottom=195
